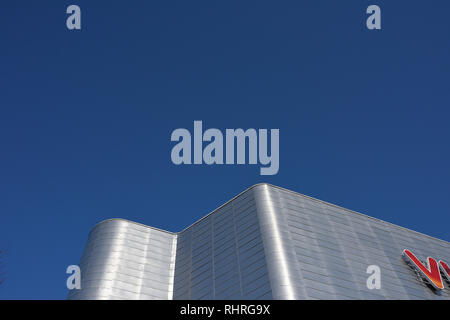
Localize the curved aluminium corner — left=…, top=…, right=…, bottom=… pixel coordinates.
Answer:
left=68, top=218, right=177, bottom=299
left=69, top=183, right=450, bottom=300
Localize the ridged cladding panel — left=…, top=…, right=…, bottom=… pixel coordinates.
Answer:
left=258, top=184, right=450, bottom=299
left=68, top=219, right=177, bottom=300
left=69, top=184, right=450, bottom=300
left=173, top=187, right=272, bottom=299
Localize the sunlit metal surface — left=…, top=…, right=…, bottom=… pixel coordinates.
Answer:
left=69, top=184, right=450, bottom=300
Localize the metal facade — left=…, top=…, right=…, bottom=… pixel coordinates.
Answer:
left=69, top=184, right=450, bottom=300
left=68, top=219, right=177, bottom=299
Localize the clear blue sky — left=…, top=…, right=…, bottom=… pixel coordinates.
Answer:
left=1, top=1, right=449, bottom=299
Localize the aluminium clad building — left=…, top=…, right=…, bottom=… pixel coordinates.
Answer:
left=68, top=183, right=450, bottom=300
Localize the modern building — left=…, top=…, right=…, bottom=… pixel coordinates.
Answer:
left=68, top=183, right=450, bottom=300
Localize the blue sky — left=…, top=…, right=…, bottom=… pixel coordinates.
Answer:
left=0, top=1, right=449, bottom=299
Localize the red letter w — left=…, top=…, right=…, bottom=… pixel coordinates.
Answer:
left=402, top=249, right=444, bottom=290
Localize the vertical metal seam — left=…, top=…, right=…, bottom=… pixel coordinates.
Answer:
left=232, top=201, right=244, bottom=297
left=274, top=189, right=308, bottom=299
left=168, top=234, right=177, bottom=300
left=211, top=214, right=216, bottom=298
left=188, top=230, right=193, bottom=299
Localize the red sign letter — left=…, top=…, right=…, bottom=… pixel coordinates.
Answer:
left=402, top=249, right=444, bottom=290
